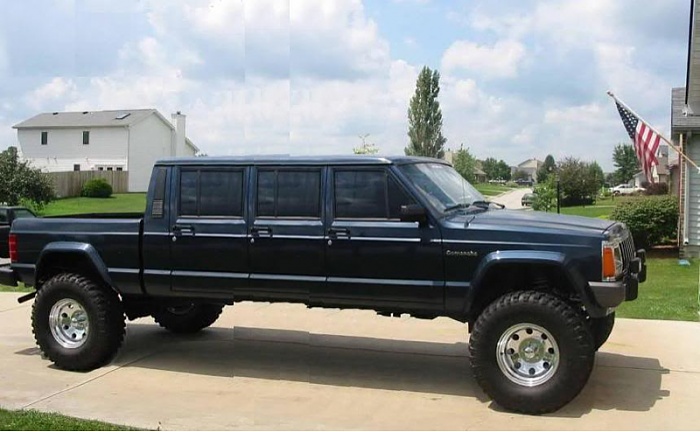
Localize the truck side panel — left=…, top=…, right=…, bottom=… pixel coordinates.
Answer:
left=11, top=217, right=142, bottom=294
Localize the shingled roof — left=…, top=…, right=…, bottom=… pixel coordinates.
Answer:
left=12, top=109, right=157, bottom=129
left=672, top=87, right=700, bottom=132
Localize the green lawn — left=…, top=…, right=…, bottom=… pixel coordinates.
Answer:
left=616, top=256, right=700, bottom=322
left=0, top=408, right=137, bottom=431
left=558, top=196, right=644, bottom=219
left=475, top=183, right=516, bottom=197
left=40, top=193, right=147, bottom=216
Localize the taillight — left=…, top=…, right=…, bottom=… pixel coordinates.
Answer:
left=8, top=234, right=17, bottom=263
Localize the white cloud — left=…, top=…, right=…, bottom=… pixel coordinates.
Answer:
left=23, top=77, right=77, bottom=111
left=441, top=39, right=526, bottom=79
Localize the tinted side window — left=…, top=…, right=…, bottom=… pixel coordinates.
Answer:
left=388, top=175, right=417, bottom=219
left=179, top=169, right=243, bottom=217
left=335, top=170, right=386, bottom=219
left=179, top=170, right=198, bottom=216
left=0, top=210, right=7, bottom=224
left=257, top=169, right=321, bottom=218
left=335, top=170, right=416, bottom=219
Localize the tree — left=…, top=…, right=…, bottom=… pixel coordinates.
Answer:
left=0, top=146, right=54, bottom=208
left=588, top=161, right=605, bottom=192
left=353, top=134, right=379, bottom=155
left=537, top=154, right=556, bottom=183
left=481, top=157, right=511, bottom=180
left=612, top=144, right=639, bottom=184
left=405, top=66, right=446, bottom=158
left=512, top=170, right=530, bottom=181
left=452, top=145, right=477, bottom=183
left=496, top=160, right=512, bottom=181
left=557, top=157, right=601, bottom=206
left=532, top=174, right=557, bottom=212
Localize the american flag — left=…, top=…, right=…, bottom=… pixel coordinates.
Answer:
left=615, top=101, right=660, bottom=183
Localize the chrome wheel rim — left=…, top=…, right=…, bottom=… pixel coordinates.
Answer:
left=49, top=298, right=89, bottom=349
left=496, top=323, right=559, bottom=386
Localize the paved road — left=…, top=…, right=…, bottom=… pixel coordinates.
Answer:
left=490, top=188, right=532, bottom=209
left=0, top=292, right=698, bottom=430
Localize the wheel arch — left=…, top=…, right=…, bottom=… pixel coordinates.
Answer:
left=466, top=250, right=595, bottom=321
left=35, top=242, right=116, bottom=293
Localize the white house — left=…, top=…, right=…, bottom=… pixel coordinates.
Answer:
left=511, top=158, right=543, bottom=182
left=12, top=109, right=198, bottom=192
left=672, top=0, right=700, bottom=257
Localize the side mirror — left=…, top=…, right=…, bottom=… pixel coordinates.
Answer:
left=400, top=204, right=428, bottom=224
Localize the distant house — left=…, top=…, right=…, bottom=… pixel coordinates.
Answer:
left=511, top=158, right=543, bottom=182
left=632, top=148, right=670, bottom=187
left=12, top=109, right=198, bottom=192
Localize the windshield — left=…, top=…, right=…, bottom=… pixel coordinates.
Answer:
left=398, top=163, right=485, bottom=213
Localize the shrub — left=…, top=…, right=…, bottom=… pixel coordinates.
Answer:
left=81, top=178, right=113, bottom=198
left=610, top=196, right=678, bottom=249
left=644, top=182, right=669, bottom=196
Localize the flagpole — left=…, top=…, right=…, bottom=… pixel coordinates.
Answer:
left=607, top=91, right=700, bottom=172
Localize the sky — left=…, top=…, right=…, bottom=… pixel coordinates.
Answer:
left=0, top=0, right=691, bottom=171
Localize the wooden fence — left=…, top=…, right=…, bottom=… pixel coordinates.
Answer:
left=47, top=171, right=129, bottom=198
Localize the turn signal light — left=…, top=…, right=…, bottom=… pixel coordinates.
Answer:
left=8, top=234, right=17, bottom=263
left=602, top=246, right=615, bottom=279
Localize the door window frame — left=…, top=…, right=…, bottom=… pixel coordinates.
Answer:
left=176, top=166, right=247, bottom=219
left=330, top=166, right=418, bottom=222
left=253, top=166, right=324, bottom=220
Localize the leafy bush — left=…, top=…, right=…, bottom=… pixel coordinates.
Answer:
left=532, top=174, right=556, bottom=212
left=610, top=196, right=678, bottom=249
left=644, top=182, right=669, bottom=196
left=0, top=147, right=54, bottom=206
left=81, top=178, right=113, bottom=198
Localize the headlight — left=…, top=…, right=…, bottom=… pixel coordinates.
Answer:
left=602, top=240, right=623, bottom=281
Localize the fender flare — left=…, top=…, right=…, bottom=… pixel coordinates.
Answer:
left=36, top=242, right=114, bottom=289
left=467, top=250, right=596, bottom=314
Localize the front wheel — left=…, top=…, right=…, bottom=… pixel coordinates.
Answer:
left=32, top=273, right=126, bottom=371
left=152, top=303, right=224, bottom=334
left=469, top=291, right=595, bottom=414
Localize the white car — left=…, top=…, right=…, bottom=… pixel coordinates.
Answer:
left=610, top=184, right=644, bottom=195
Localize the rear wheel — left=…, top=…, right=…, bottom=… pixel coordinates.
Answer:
left=32, top=273, right=125, bottom=371
left=152, top=303, right=224, bottom=333
left=469, top=291, right=595, bottom=414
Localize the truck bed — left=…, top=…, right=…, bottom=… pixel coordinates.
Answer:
left=11, top=215, right=143, bottom=293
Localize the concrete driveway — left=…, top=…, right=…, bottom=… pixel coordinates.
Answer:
left=1, top=292, right=699, bottom=430
left=491, top=188, right=532, bottom=209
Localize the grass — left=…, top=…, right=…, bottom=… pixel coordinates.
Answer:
left=40, top=193, right=147, bottom=216
left=558, top=195, right=642, bottom=219
left=475, top=183, right=517, bottom=197
left=0, top=408, right=137, bottom=430
left=617, top=255, right=700, bottom=322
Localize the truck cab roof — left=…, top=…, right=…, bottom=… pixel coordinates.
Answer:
left=154, top=155, right=447, bottom=167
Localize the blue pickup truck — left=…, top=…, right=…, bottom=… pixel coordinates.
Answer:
left=0, top=156, right=645, bottom=414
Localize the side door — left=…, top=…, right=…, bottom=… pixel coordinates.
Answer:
left=246, top=166, right=326, bottom=302
left=169, top=166, right=249, bottom=294
left=323, top=166, right=444, bottom=311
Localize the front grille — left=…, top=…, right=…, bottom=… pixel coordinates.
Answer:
left=620, top=232, right=635, bottom=272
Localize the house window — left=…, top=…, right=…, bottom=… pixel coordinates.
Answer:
left=107, top=167, right=113, bottom=171
left=98, top=167, right=104, bottom=171
left=73, top=164, right=80, bottom=172
left=116, top=167, right=123, bottom=171
left=82, top=131, right=90, bottom=145
left=41, top=131, right=48, bottom=145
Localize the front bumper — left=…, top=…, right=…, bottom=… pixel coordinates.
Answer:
left=589, top=249, right=646, bottom=308
left=0, top=264, right=18, bottom=287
